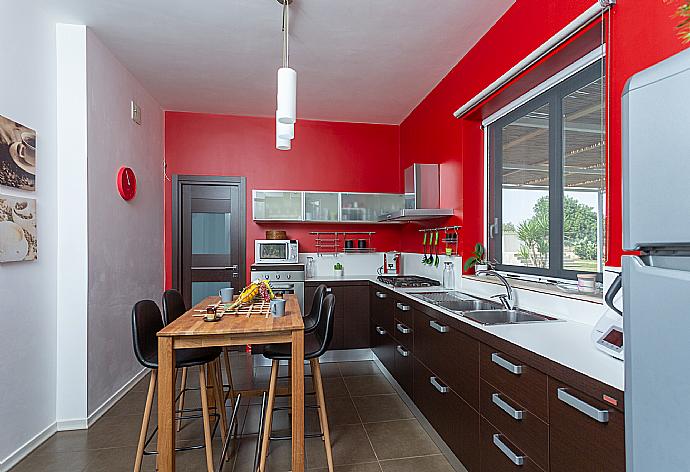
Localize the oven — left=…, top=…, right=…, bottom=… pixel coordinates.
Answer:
left=250, top=263, right=305, bottom=313
left=254, top=239, right=299, bottom=264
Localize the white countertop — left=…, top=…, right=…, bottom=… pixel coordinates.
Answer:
left=307, top=274, right=624, bottom=391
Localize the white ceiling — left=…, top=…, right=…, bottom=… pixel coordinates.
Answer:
left=40, top=0, right=514, bottom=124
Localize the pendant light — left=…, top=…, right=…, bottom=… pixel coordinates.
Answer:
left=276, top=0, right=296, bottom=150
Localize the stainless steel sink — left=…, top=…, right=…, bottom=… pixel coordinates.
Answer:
left=410, top=291, right=500, bottom=312
left=462, top=309, right=558, bottom=325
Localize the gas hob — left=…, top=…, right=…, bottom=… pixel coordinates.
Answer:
left=377, top=275, right=441, bottom=288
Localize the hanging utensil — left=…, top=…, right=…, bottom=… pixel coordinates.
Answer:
left=434, top=231, right=440, bottom=267
left=422, top=232, right=428, bottom=263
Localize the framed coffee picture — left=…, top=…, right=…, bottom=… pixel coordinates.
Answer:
left=0, top=194, right=37, bottom=262
left=0, top=114, right=36, bottom=191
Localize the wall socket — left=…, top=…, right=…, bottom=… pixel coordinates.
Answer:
left=130, top=100, right=141, bottom=125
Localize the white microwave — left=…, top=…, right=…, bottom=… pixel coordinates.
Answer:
left=255, top=240, right=299, bottom=264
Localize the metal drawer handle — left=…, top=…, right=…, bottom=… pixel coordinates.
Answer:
left=376, top=291, right=387, bottom=299
left=396, top=345, right=409, bottom=357
left=493, top=434, right=525, bottom=466
left=492, top=393, right=524, bottom=420
left=557, top=388, right=609, bottom=423
left=326, top=287, right=332, bottom=293
left=429, top=320, right=449, bottom=333
left=396, top=302, right=411, bottom=311
left=396, top=323, right=411, bottom=334
left=491, top=353, right=523, bottom=375
left=430, top=376, right=449, bottom=394
left=375, top=326, right=387, bottom=335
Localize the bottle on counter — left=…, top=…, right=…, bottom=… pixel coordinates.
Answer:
left=306, top=256, right=316, bottom=279
left=443, top=260, right=455, bottom=290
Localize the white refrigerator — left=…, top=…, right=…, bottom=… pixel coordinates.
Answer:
left=622, top=46, right=690, bottom=471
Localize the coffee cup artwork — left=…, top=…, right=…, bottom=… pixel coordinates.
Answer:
left=0, top=194, right=36, bottom=262
left=0, top=115, right=36, bottom=191
left=270, top=298, right=287, bottom=317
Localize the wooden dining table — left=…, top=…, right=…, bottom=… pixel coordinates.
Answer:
left=157, top=294, right=305, bottom=472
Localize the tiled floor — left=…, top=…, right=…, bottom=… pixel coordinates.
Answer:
left=10, top=356, right=457, bottom=472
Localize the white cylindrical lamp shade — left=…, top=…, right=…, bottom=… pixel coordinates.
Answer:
left=276, top=111, right=294, bottom=140
left=276, top=134, right=291, bottom=151
left=277, top=67, right=297, bottom=124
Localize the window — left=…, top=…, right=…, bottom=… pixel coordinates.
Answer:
left=487, top=59, right=605, bottom=280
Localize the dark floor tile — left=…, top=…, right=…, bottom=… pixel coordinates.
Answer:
left=106, top=388, right=154, bottom=418
left=310, top=463, right=382, bottom=472
left=322, top=376, right=350, bottom=398
left=379, top=454, right=455, bottom=472
left=31, top=430, right=90, bottom=454
left=323, top=396, right=361, bottom=426
left=240, top=404, right=321, bottom=436
left=329, top=424, right=378, bottom=466
left=364, top=420, right=440, bottom=460
left=86, top=414, right=152, bottom=449
left=231, top=435, right=329, bottom=472
left=10, top=449, right=91, bottom=472
left=352, top=394, right=413, bottom=423
left=343, top=375, right=394, bottom=396
left=338, top=361, right=381, bottom=377
left=311, top=361, right=344, bottom=378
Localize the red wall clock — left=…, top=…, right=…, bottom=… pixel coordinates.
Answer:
left=117, top=166, right=137, bottom=201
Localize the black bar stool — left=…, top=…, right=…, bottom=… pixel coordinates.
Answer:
left=162, top=289, right=236, bottom=430
left=303, top=284, right=327, bottom=334
left=258, top=293, right=337, bottom=472
left=132, top=300, right=226, bottom=472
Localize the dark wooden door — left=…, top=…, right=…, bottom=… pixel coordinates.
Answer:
left=172, top=176, right=246, bottom=308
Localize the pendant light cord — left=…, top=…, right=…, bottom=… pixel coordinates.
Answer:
left=282, top=0, right=289, bottom=68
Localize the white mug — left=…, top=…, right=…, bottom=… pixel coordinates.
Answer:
left=219, top=287, right=234, bottom=303
left=270, top=298, right=287, bottom=317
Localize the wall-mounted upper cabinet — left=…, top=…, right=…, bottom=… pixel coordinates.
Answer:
left=253, top=191, right=303, bottom=221
left=252, top=190, right=406, bottom=223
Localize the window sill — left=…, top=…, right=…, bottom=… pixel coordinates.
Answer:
left=463, top=274, right=603, bottom=304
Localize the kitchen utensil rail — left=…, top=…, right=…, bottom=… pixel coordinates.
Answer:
left=418, top=225, right=461, bottom=232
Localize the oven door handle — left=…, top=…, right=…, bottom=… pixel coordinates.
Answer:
left=271, top=284, right=297, bottom=290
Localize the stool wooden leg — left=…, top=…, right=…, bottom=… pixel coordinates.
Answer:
left=211, top=359, right=228, bottom=445
left=198, top=366, right=214, bottom=472
left=134, top=369, right=157, bottom=472
left=312, top=359, right=334, bottom=472
left=222, top=347, right=236, bottom=403
left=259, top=360, right=280, bottom=472
left=176, top=367, right=188, bottom=432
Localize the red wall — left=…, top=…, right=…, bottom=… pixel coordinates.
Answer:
left=164, top=112, right=402, bottom=287
left=400, top=0, right=687, bottom=269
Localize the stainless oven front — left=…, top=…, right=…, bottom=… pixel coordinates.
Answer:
left=250, top=264, right=305, bottom=313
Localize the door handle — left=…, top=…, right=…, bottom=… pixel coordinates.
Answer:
left=491, top=353, right=523, bottom=375
left=376, top=291, right=388, bottom=299
left=396, top=345, right=410, bottom=357
left=375, top=326, right=387, bottom=335
left=396, top=302, right=411, bottom=311
left=557, top=388, right=609, bottom=423
left=326, top=287, right=332, bottom=293
left=429, top=320, right=449, bottom=333
left=492, top=434, right=525, bottom=466
left=396, top=323, right=411, bottom=334
left=489, top=217, right=499, bottom=239
left=492, top=393, right=524, bottom=420
left=192, top=265, right=238, bottom=270
left=430, top=376, right=449, bottom=393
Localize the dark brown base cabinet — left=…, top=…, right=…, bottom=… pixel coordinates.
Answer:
left=311, top=283, right=625, bottom=472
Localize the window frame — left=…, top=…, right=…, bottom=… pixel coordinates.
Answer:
left=487, top=59, right=605, bottom=281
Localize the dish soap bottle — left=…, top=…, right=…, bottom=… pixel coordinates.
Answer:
left=443, top=260, right=455, bottom=290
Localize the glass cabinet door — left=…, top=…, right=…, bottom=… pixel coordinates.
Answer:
left=341, top=193, right=405, bottom=221
left=253, top=191, right=303, bottom=220
left=304, top=192, right=339, bottom=222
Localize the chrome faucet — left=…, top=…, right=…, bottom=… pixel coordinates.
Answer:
left=475, top=270, right=515, bottom=310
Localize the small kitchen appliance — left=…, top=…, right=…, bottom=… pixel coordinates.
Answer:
left=250, top=263, right=304, bottom=313
left=381, top=251, right=401, bottom=275
left=255, top=239, right=299, bottom=264
left=591, top=272, right=623, bottom=361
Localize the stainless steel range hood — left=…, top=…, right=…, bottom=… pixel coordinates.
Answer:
left=378, top=164, right=453, bottom=222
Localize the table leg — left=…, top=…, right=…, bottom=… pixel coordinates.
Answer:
left=157, top=337, right=176, bottom=471
left=291, top=330, right=305, bottom=472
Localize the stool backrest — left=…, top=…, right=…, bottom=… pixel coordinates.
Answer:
left=162, top=289, right=187, bottom=325
left=312, top=293, right=336, bottom=358
left=306, top=284, right=327, bottom=324
left=132, top=300, right=164, bottom=369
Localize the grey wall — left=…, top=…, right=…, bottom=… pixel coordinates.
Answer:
left=86, top=30, right=164, bottom=415
left=0, top=3, right=59, bottom=466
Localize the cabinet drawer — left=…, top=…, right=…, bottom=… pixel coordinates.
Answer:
left=370, top=321, right=395, bottom=374
left=480, top=344, right=547, bottom=421
left=415, top=311, right=479, bottom=408
left=480, top=380, right=548, bottom=470
left=370, top=287, right=394, bottom=333
left=549, top=380, right=625, bottom=472
left=344, top=285, right=370, bottom=349
left=414, top=359, right=479, bottom=471
left=392, top=317, right=413, bottom=350
left=393, top=297, right=414, bottom=327
left=393, top=343, right=413, bottom=398
left=480, top=418, right=544, bottom=472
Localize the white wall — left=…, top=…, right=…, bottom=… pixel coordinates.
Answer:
left=85, top=30, right=164, bottom=416
left=0, top=2, right=59, bottom=467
